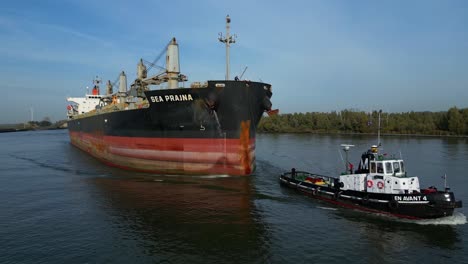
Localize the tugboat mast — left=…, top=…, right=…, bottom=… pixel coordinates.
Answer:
left=377, top=109, right=382, bottom=146
left=218, top=15, right=236, bottom=80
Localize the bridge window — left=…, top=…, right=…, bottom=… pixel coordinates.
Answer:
left=370, top=162, right=376, bottom=173
left=385, top=162, right=393, bottom=174
left=377, top=162, right=383, bottom=173
left=400, top=161, right=405, bottom=173
left=393, top=162, right=400, bottom=173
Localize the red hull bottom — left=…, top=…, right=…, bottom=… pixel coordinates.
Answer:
left=69, top=131, right=256, bottom=176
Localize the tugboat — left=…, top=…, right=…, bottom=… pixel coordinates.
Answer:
left=280, top=143, right=463, bottom=219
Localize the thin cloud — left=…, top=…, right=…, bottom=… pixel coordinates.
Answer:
left=36, top=22, right=114, bottom=48
left=0, top=15, right=113, bottom=48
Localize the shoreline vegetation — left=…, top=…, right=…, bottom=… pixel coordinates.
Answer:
left=258, top=107, right=468, bottom=137
left=1, top=107, right=467, bottom=138
left=0, top=120, right=67, bottom=133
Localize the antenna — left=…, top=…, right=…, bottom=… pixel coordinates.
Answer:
left=443, top=174, right=450, bottom=192
left=444, top=174, right=447, bottom=189
left=341, top=144, right=355, bottom=173
left=239, top=66, right=248, bottom=79
left=29, top=106, right=34, bottom=122
left=377, top=109, right=382, bottom=146
left=93, top=75, right=102, bottom=86
left=218, top=15, right=236, bottom=80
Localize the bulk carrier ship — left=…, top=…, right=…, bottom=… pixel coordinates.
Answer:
left=66, top=16, right=275, bottom=176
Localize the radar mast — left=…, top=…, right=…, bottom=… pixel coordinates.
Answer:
left=218, top=15, right=236, bottom=80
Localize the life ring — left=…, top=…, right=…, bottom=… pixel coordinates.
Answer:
left=367, top=180, right=373, bottom=188
left=377, top=181, right=384, bottom=189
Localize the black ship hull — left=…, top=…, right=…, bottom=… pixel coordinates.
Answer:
left=67, top=80, right=272, bottom=175
left=279, top=172, right=462, bottom=219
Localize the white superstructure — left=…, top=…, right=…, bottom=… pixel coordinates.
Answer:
left=67, top=76, right=106, bottom=119
left=338, top=145, right=421, bottom=195
left=66, top=94, right=104, bottom=118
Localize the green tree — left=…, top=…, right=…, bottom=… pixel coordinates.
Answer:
left=257, top=108, right=467, bottom=136
left=447, top=107, right=465, bottom=135
left=462, top=108, right=468, bottom=134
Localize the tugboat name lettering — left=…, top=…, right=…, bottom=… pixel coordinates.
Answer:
left=150, top=94, right=194, bottom=103
left=394, top=196, right=428, bottom=201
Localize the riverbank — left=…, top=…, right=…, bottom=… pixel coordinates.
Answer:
left=257, top=108, right=468, bottom=137
left=258, top=130, right=468, bottom=139
left=0, top=128, right=30, bottom=133
left=0, top=127, right=67, bottom=133
left=0, top=121, right=67, bottom=133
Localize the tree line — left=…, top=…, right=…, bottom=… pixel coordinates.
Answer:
left=257, top=107, right=468, bottom=136
left=0, top=117, right=67, bottom=132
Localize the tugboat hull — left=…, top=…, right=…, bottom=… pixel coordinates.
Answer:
left=279, top=172, right=462, bottom=219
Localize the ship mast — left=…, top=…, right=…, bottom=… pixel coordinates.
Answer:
left=218, top=15, right=236, bottom=80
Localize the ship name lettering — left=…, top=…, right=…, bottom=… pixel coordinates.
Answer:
left=164, top=94, right=193, bottom=102
left=150, top=96, right=164, bottom=103
left=394, top=196, right=425, bottom=201
left=151, top=94, right=193, bottom=103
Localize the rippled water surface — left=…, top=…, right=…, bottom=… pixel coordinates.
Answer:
left=1, top=130, right=467, bottom=263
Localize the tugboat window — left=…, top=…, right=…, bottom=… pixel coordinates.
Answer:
left=385, top=162, right=393, bottom=174
left=400, top=162, right=405, bottom=173
left=377, top=162, right=384, bottom=173
left=370, top=162, right=376, bottom=173
left=393, top=162, right=400, bottom=173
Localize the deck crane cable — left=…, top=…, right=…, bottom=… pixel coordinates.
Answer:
left=142, top=59, right=166, bottom=73
left=109, top=39, right=171, bottom=89
left=146, top=39, right=172, bottom=73
left=111, top=73, right=120, bottom=88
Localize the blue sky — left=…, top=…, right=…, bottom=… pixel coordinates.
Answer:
left=0, top=0, right=467, bottom=123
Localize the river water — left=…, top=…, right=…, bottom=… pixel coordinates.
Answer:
left=1, top=130, right=467, bottom=263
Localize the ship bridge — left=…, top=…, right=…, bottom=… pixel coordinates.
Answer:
left=369, top=159, right=406, bottom=177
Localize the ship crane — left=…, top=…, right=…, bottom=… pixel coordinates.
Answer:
left=146, top=39, right=171, bottom=72
left=110, top=73, right=121, bottom=92
left=130, top=38, right=187, bottom=90
left=142, top=59, right=165, bottom=73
